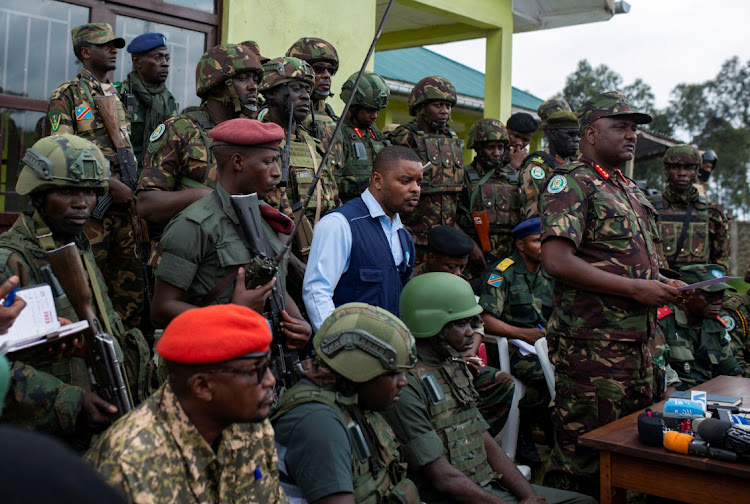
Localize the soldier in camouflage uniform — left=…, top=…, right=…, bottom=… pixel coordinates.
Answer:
left=272, top=303, right=421, bottom=504
left=387, top=76, right=476, bottom=263
left=519, top=105, right=581, bottom=220
left=47, top=23, right=144, bottom=330
left=385, top=273, right=595, bottom=504
left=330, top=71, right=390, bottom=202
left=539, top=91, right=683, bottom=495
left=657, top=264, right=743, bottom=390
left=0, top=135, right=149, bottom=448
left=286, top=37, right=339, bottom=149
left=719, top=291, right=750, bottom=377
left=136, top=43, right=263, bottom=239
left=86, top=304, right=290, bottom=504
left=461, top=118, right=520, bottom=265
left=652, top=144, right=730, bottom=271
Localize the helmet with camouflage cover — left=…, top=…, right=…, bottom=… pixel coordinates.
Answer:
left=195, top=43, right=263, bottom=99
left=339, top=71, right=390, bottom=110
left=286, top=37, right=339, bottom=65
left=314, top=303, right=416, bottom=383
left=16, top=134, right=108, bottom=196
left=538, top=98, right=571, bottom=129
left=408, top=76, right=457, bottom=116
left=399, top=273, right=482, bottom=338
left=259, top=57, right=315, bottom=94
left=663, top=144, right=701, bottom=168
left=467, top=118, right=509, bottom=149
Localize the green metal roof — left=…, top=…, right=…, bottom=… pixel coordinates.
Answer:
left=374, top=46, right=543, bottom=111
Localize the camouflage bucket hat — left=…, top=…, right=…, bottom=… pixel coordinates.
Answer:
left=678, top=264, right=736, bottom=293
left=340, top=71, right=390, bottom=109
left=408, top=76, right=457, bottom=116
left=577, top=91, right=652, bottom=131
left=286, top=37, right=339, bottom=65
left=259, top=57, right=315, bottom=93
left=71, top=23, right=125, bottom=49
left=195, top=43, right=262, bottom=98
left=538, top=98, right=571, bottom=129
left=467, top=118, right=508, bottom=149
left=16, top=134, right=108, bottom=196
left=663, top=144, right=701, bottom=167
left=314, top=303, right=416, bottom=383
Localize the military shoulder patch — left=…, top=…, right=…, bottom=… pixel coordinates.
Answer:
left=720, top=315, right=736, bottom=331
left=547, top=174, right=567, bottom=194
left=487, top=273, right=503, bottom=287
left=74, top=106, right=92, bottom=121
left=530, top=166, right=546, bottom=180
left=495, top=257, right=514, bottom=272
left=657, top=305, right=673, bottom=320
left=149, top=124, right=166, bottom=142
left=48, top=110, right=63, bottom=132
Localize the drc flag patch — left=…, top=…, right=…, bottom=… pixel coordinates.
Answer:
left=487, top=273, right=503, bottom=287
left=75, top=106, right=93, bottom=120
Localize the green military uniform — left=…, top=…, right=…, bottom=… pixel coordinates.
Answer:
left=86, top=382, right=289, bottom=504
left=518, top=150, right=566, bottom=220
left=331, top=116, right=389, bottom=202
left=719, top=292, right=750, bottom=377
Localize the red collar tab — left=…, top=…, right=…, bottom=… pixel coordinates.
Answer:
left=717, top=315, right=728, bottom=327
left=369, top=129, right=376, bottom=140
left=353, top=127, right=364, bottom=138
left=615, top=169, right=628, bottom=183
left=593, top=163, right=610, bottom=179
left=657, top=306, right=674, bottom=320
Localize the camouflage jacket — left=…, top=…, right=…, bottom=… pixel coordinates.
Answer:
left=85, top=383, right=289, bottom=504
left=657, top=305, right=743, bottom=390
left=479, top=251, right=553, bottom=329
left=330, top=116, right=389, bottom=202
left=137, top=103, right=218, bottom=194
left=302, top=99, right=338, bottom=150
left=388, top=120, right=466, bottom=247
left=719, top=293, right=750, bottom=378
left=540, top=156, right=661, bottom=342
left=518, top=149, right=566, bottom=220
left=653, top=186, right=730, bottom=271
left=47, top=68, right=133, bottom=177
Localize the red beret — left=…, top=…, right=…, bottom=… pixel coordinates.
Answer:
left=209, top=118, right=284, bottom=150
left=156, top=304, right=272, bottom=364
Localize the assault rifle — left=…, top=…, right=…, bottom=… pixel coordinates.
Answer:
left=47, top=243, right=133, bottom=417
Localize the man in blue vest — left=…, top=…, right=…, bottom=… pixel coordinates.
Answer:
left=303, top=145, right=422, bottom=330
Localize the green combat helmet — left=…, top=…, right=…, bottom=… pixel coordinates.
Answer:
left=663, top=144, right=701, bottom=167
left=538, top=97, right=571, bottom=130
left=467, top=118, right=509, bottom=150
left=340, top=71, right=390, bottom=110
left=286, top=37, right=339, bottom=66
left=259, top=56, right=315, bottom=94
left=399, top=272, right=482, bottom=338
left=195, top=43, right=263, bottom=112
left=314, top=303, right=416, bottom=382
left=408, top=76, right=457, bottom=116
left=16, top=134, right=108, bottom=196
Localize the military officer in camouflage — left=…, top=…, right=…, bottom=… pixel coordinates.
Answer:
left=719, top=291, right=750, bottom=377
left=117, top=32, right=178, bottom=168
left=539, top=91, right=683, bottom=495
left=519, top=103, right=581, bottom=220
left=653, top=144, right=730, bottom=271
left=0, top=134, right=149, bottom=447
left=272, top=303, right=421, bottom=504
left=461, top=118, right=521, bottom=265
left=330, top=71, right=390, bottom=202
left=657, top=264, right=743, bottom=390
left=286, top=37, right=340, bottom=148
left=136, top=43, right=263, bottom=230
left=385, top=273, right=595, bottom=504
left=47, top=23, right=144, bottom=331
left=86, top=304, right=290, bottom=504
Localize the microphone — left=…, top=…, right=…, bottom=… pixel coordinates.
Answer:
left=695, top=417, right=750, bottom=455
left=663, top=430, right=740, bottom=462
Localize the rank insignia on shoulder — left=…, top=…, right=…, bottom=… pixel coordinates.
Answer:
left=48, top=111, right=63, bottom=132
left=487, top=273, right=503, bottom=287
left=495, top=257, right=514, bottom=272
left=657, top=306, right=673, bottom=320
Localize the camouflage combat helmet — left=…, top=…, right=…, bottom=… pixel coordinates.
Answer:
left=538, top=98, right=571, bottom=129
left=195, top=43, right=263, bottom=99
left=315, top=303, right=416, bottom=383
left=339, top=71, right=390, bottom=110
left=16, top=134, right=108, bottom=196
left=408, top=76, right=457, bottom=116
left=286, top=37, right=339, bottom=65
left=663, top=144, right=701, bottom=167
left=467, top=118, right=509, bottom=149
left=399, top=272, right=482, bottom=338
left=259, top=57, right=315, bottom=94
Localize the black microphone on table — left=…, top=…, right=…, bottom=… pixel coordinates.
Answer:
left=693, top=417, right=750, bottom=456
left=663, top=430, right=741, bottom=462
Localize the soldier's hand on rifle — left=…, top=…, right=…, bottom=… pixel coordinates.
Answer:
left=231, top=267, right=276, bottom=313
left=279, top=309, right=312, bottom=350
left=0, top=276, right=25, bottom=334
left=81, top=390, right=117, bottom=427
left=108, top=178, right=135, bottom=205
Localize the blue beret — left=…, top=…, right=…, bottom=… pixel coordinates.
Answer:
left=127, top=33, right=167, bottom=54
left=427, top=225, right=474, bottom=258
left=512, top=218, right=541, bottom=239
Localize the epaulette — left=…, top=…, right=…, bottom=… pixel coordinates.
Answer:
left=657, top=306, right=673, bottom=320
left=529, top=156, right=545, bottom=165
left=495, top=257, right=514, bottom=272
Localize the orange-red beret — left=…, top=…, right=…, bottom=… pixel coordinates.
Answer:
left=209, top=118, right=284, bottom=150
left=156, top=304, right=272, bottom=364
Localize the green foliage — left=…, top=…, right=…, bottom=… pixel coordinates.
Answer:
left=561, top=60, right=622, bottom=110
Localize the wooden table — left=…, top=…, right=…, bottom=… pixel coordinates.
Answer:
left=579, top=375, right=750, bottom=504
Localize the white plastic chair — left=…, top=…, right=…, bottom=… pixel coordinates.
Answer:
left=534, top=337, right=556, bottom=401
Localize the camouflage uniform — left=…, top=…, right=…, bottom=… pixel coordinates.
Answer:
left=519, top=150, right=567, bottom=220
left=85, top=382, right=289, bottom=504
left=719, top=292, right=750, bottom=377
left=387, top=76, right=465, bottom=252
left=537, top=98, right=571, bottom=131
